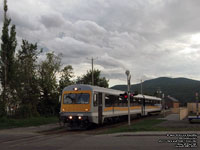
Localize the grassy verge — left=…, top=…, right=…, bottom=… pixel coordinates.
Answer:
left=102, top=117, right=200, bottom=134
left=103, top=119, right=166, bottom=134
left=0, top=116, right=59, bottom=129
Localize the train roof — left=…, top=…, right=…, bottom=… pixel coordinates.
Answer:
left=134, top=94, right=161, bottom=101
left=63, top=85, right=161, bottom=100
left=63, top=84, right=124, bottom=95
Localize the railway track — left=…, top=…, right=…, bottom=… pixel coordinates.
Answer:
left=40, top=113, right=162, bottom=135
left=0, top=113, right=163, bottom=146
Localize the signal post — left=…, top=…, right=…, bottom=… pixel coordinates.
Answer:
left=125, top=70, right=131, bottom=126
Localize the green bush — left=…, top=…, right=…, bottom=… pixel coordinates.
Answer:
left=15, top=104, right=40, bottom=118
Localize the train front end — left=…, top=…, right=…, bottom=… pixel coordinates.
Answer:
left=59, top=85, right=92, bottom=128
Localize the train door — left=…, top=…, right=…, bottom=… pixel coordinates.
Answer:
left=98, top=93, right=103, bottom=125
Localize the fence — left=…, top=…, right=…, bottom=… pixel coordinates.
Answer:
left=170, top=107, right=188, bottom=120
left=187, top=103, right=200, bottom=114
left=179, top=107, right=188, bottom=120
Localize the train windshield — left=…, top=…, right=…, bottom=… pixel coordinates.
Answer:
left=63, top=93, right=90, bottom=104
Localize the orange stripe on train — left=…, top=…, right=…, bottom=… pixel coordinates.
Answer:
left=104, top=106, right=160, bottom=111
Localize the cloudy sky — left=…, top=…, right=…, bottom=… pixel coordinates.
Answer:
left=1, top=0, right=200, bottom=87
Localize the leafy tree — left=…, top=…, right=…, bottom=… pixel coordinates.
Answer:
left=76, top=69, right=109, bottom=88
left=0, top=0, right=17, bottom=116
left=0, top=95, right=6, bottom=117
left=38, top=52, right=61, bottom=116
left=59, top=65, right=74, bottom=92
left=15, top=40, right=41, bottom=117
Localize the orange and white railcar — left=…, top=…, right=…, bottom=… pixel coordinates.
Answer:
left=59, top=84, right=162, bottom=127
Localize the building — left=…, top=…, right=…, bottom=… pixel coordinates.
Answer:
left=165, top=95, right=179, bottom=109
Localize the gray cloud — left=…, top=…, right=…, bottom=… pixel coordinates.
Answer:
left=40, top=13, right=65, bottom=28
left=1, top=0, right=200, bottom=86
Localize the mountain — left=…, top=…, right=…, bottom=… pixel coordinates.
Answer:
left=111, top=77, right=200, bottom=105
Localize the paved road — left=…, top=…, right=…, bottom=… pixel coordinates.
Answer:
left=0, top=132, right=180, bottom=150
left=0, top=124, right=200, bottom=150
left=164, top=114, right=179, bottom=121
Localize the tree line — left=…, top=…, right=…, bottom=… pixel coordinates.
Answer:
left=0, top=1, right=109, bottom=118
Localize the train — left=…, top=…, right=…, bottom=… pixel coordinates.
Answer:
left=59, top=84, right=162, bottom=128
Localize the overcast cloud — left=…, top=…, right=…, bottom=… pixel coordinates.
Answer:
left=1, top=0, right=200, bottom=87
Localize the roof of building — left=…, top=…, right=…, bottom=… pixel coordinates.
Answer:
left=166, top=95, right=179, bottom=102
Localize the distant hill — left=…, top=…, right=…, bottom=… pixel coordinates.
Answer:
left=111, top=77, right=200, bottom=105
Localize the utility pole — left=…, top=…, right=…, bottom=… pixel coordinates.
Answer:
left=92, top=58, right=94, bottom=86
left=87, top=57, right=97, bottom=85
left=196, top=92, right=199, bottom=117
left=157, top=88, right=165, bottom=117
left=162, top=93, right=165, bottom=117
left=141, top=79, right=143, bottom=95
left=125, top=70, right=131, bottom=126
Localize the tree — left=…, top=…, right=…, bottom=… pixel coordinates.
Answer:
left=59, top=65, right=74, bottom=93
left=76, top=69, right=109, bottom=88
left=38, top=52, right=61, bottom=116
left=0, top=0, right=17, bottom=116
left=15, top=40, right=41, bottom=117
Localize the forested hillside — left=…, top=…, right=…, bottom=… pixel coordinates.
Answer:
left=111, top=77, right=200, bottom=104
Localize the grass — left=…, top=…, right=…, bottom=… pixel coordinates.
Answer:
left=0, top=116, right=59, bottom=129
left=102, top=116, right=200, bottom=134
left=103, top=118, right=166, bottom=134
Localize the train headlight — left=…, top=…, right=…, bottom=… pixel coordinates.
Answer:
left=74, top=87, right=78, bottom=91
left=85, top=108, right=89, bottom=112
left=62, top=108, right=65, bottom=112
left=69, top=116, right=73, bottom=120
left=78, top=116, right=82, bottom=120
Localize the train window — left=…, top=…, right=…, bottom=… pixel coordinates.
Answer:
left=104, top=94, right=125, bottom=107
left=115, top=96, right=120, bottom=106
left=119, top=97, right=122, bottom=101
left=76, top=93, right=90, bottom=104
left=63, top=93, right=90, bottom=104
left=133, top=98, right=138, bottom=105
left=105, top=94, right=116, bottom=107
left=130, top=98, right=134, bottom=106
left=63, top=93, right=76, bottom=104
left=121, top=96, right=127, bottom=107
left=105, top=95, right=111, bottom=107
